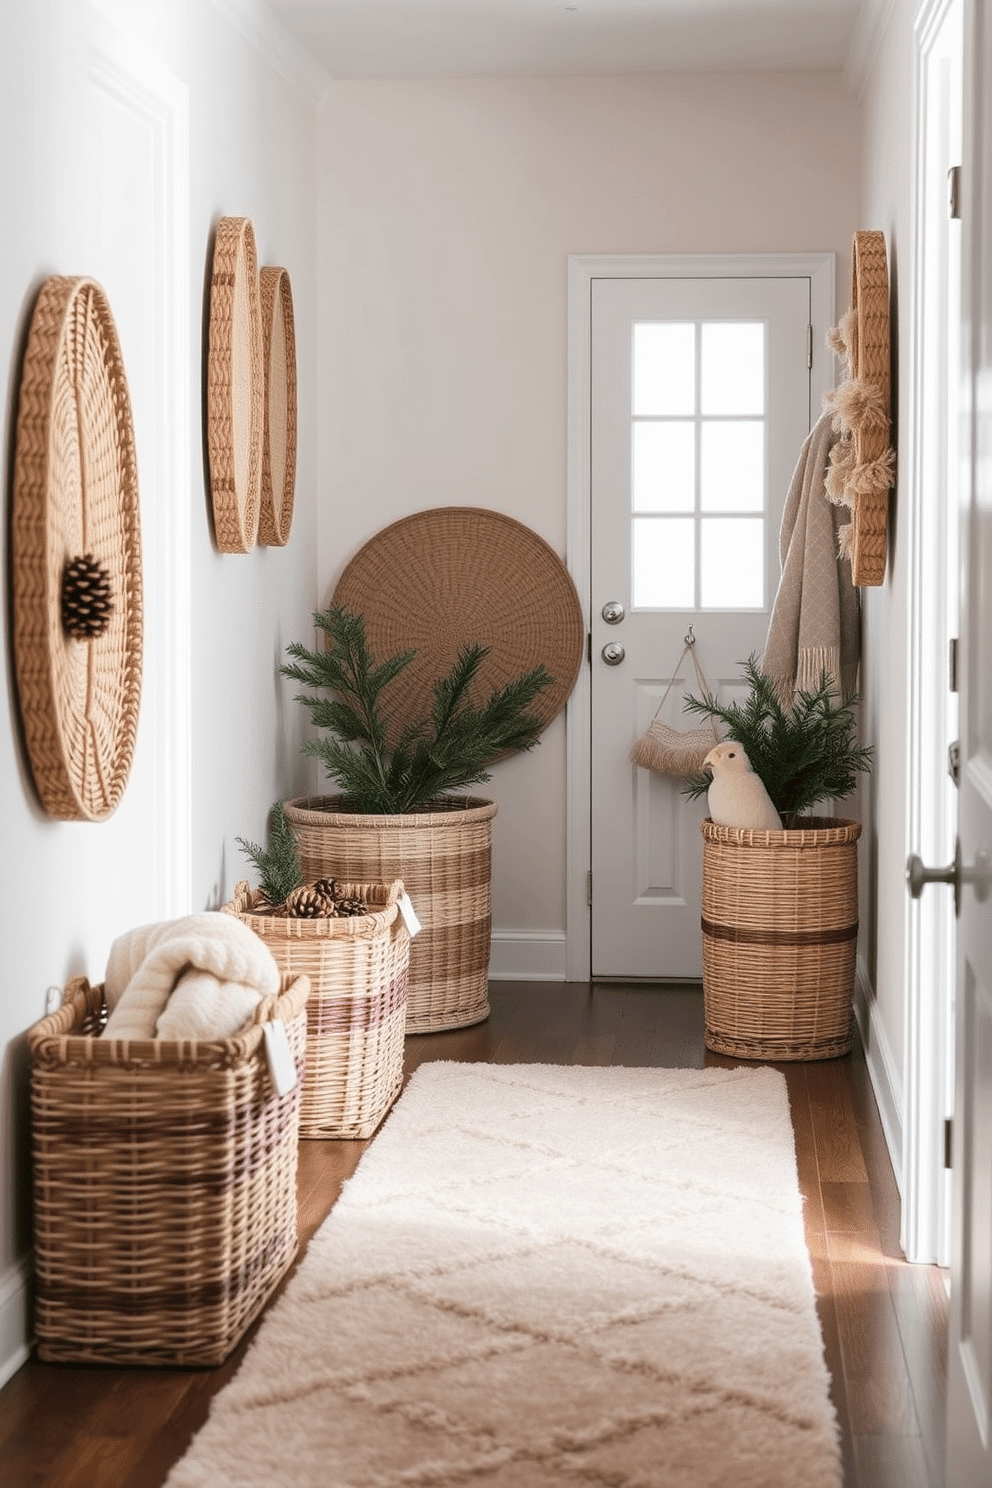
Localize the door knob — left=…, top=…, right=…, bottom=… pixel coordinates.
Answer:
left=601, top=600, right=626, bottom=625
left=601, top=642, right=625, bottom=666
left=907, top=840, right=992, bottom=916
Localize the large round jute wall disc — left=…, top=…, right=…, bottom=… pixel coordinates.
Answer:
left=332, top=507, right=585, bottom=750
left=257, top=266, right=297, bottom=547
left=207, top=216, right=264, bottom=553
left=849, top=230, right=892, bottom=586
left=12, top=276, right=143, bottom=821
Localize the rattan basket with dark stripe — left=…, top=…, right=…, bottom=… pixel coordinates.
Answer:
left=284, top=795, right=496, bottom=1033
left=28, top=973, right=309, bottom=1366
left=225, top=879, right=410, bottom=1138
left=700, top=816, right=861, bottom=1061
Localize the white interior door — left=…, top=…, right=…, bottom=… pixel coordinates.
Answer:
left=947, top=3, right=992, bottom=1480
left=904, top=0, right=963, bottom=1270
left=589, top=274, right=813, bottom=978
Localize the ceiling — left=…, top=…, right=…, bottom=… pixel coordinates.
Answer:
left=264, top=0, right=870, bottom=80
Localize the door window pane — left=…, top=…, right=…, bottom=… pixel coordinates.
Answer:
left=700, top=421, right=765, bottom=511
left=632, top=517, right=695, bottom=607
left=700, top=517, right=764, bottom=607
left=633, top=421, right=695, bottom=512
left=700, top=322, right=764, bottom=415
left=633, top=323, right=695, bottom=416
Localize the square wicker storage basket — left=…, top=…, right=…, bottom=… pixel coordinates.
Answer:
left=28, top=972, right=309, bottom=1366
left=224, top=879, right=410, bottom=1139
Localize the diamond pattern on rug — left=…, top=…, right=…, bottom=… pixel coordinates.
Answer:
left=166, top=1062, right=842, bottom=1488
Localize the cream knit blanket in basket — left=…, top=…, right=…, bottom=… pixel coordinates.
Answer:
left=102, top=912, right=281, bottom=1041
left=762, top=410, right=860, bottom=702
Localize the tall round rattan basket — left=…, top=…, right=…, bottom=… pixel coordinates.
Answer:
left=284, top=795, right=496, bottom=1034
left=700, top=816, right=862, bottom=1061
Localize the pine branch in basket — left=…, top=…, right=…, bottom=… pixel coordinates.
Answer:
left=281, top=604, right=553, bottom=814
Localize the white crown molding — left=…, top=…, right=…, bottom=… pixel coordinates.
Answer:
left=209, top=0, right=329, bottom=107
left=845, top=0, right=898, bottom=97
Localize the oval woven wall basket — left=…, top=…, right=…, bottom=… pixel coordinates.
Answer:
left=332, top=507, right=585, bottom=751
left=12, top=275, right=143, bottom=821
left=206, top=215, right=264, bottom=553
left=825, top=230, right=895, bottom=587
left=257, top=266, right=297, bottom=547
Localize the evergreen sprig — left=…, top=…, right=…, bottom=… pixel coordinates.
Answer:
left=236, top=800, right=303, bottom=905
left=680, top=654, right=874, bottom=825
left=281, top=605, right=553, bottom=815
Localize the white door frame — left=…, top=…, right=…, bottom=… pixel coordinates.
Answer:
left=565, top=253, right=835, bottom=981
left=902, top=0, right=963, bottom=1266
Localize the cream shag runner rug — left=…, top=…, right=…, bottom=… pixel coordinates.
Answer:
left=168, top=1063, right=841, bottom=1488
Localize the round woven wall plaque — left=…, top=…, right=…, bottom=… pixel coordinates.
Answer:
left=257, top=266, right=297, bottom=547
left=849, top=230, right=892, bottom=586
left=332, top=507, right=585, bottom=750
left=12, top=276, right=142, bottom=821
left=207, top=216, right=264, bottom=553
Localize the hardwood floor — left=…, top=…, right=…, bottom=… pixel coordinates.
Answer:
left=0, top=981, right=947, bottom=1487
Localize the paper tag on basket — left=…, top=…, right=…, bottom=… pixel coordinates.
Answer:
left=262, top=1020, right=297, bottom=1097
left=397, top=891, right=422, bottom=938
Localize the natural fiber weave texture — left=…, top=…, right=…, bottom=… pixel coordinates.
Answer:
left=285, top=795, right=496, bottom=1033
left=225, top=879, right=410, bottom=1139
left=28, top=974, right=309, bottom=1366
left=257, top=266, right=297, bottom=547
left=332, top=507, right=584, bottom=749
left=12, top=276, right=142, bottom=821
left=700, top=817, right=861, bottom=1061
left=630, top=638, right=720, bottom=778
left=207, top=216, right=264, bottom=553
left=824, top=231, right=894, bottom=587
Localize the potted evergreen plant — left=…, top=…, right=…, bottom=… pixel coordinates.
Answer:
left=680, top=656, right=873, bottom=1062
left=280, top=605, right=553, bottom=1033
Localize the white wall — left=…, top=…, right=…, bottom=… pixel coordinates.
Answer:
left=316, top=72, right=864, bottom=967
left=0, top=0, right=319, bottom=1381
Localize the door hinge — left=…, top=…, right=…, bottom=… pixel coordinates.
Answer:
left=587, top=631, right=592, bottom=665
left=807, top=323, right=813, bottom=371
left=949, top=636, right=959, bottom=692
left=948, top=740, right=960, bottom=787
left=945, top=1117, right=953, bottom=1169
left=949, top=164, right=962, bottom=220
left=586, top=869, right=593, bottom=906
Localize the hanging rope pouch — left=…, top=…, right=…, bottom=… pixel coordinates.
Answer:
left=630, top=627, right=721, bottom=779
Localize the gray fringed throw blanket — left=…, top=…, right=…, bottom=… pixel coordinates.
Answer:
left=762, top=410, right=860, bottom=701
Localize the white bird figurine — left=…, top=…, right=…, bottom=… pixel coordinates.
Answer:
left=702, top=742, right=783, bottom=830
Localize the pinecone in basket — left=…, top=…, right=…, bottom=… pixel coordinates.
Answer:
left=334, top=895, right=368, bottom=918
left=284, top=881, right=336, bottom=918
left=310, top=876, right=339, bottom=903
left=61, top=553, right=113, bottom=639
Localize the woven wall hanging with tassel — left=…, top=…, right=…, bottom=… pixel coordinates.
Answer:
left=630, top=631, right=721, bottom=779
left=823, top=230, right=896, bottom=587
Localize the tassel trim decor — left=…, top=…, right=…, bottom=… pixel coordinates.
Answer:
left=823, top=231, right=895, bottom=586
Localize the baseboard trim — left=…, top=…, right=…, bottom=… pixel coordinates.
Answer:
left=853, top=957, right=904, bottom=1195
left=0, top=1253, right=33, bottom=1389
left=489, top=931, right=568, bottom=982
